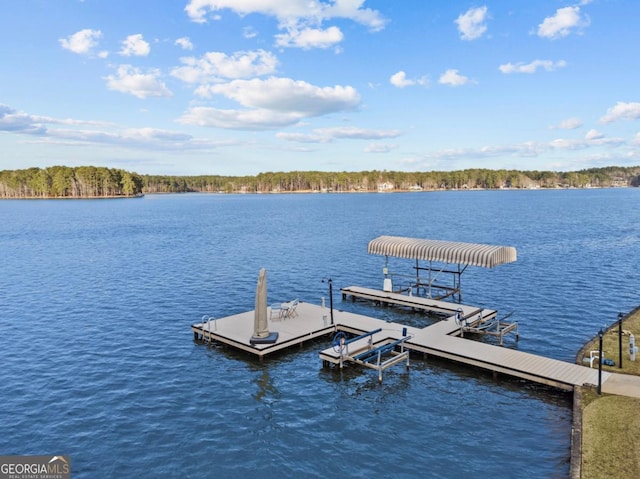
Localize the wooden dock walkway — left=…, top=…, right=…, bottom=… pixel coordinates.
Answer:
left=341, top=285, right=496, bottom=321
left=191, top=300, right=640, bottom=397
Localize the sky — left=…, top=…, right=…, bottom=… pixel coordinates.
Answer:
left=1, top=0, right=640, bottom=176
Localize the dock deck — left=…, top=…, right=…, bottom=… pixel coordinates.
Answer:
left=190, top=299, right=630, bottom=394
left=192, top=301, right=335, bottom=357
left=341, top=285, right=496, bottom=321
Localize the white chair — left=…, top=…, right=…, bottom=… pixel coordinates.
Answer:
left=270, top=303, right=284, bottom=321
left=281, top=299, right=299, bottom=319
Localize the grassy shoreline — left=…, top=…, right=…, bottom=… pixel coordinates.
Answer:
left=574, top=307, right=640, bottom=478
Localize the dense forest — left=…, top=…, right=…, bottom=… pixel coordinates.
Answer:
left=141, top=165, right=640, bottom=193
left=1, top=165, right=639, bottom=198
left=0, top=166, right=144, bottom=198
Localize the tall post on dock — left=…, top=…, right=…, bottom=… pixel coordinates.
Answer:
left=329, top=278, right=334, bottom=325
left=597, top=328, right=604, bottom=395
left=618, top=312, right=623, bottom=369
left=322, top=277, right=334, bottom=325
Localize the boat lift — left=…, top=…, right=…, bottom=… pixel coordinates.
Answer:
left=331, top=329, right=411, bottom=382
left=455, top=310, right=519, bottom=346
left=367, top=236, right=517, bottom=302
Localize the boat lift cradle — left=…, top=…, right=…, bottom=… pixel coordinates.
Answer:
left=331, top=328, right=411, bottom=382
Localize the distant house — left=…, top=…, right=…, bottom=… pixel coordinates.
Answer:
left=377, top=182, right=394, bottom=192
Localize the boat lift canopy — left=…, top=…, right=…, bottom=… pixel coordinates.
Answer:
left=367, top=236, right=517, bottom=301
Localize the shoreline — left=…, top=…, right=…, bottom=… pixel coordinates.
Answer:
left=3, top=185, right=630, bottom=199
left=571, top=306, right=640, bottom=478
left=0, top=194, right=144, bottom=200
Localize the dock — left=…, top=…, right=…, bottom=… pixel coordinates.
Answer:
left=191, top=234, right=640, bottom=397
left=192, top=301, right=335, bottom=357
left=341, top=285, right=496, bottom=320
left=192, top=299, right=619, bottom=392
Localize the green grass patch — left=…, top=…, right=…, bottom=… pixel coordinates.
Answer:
left=579, top=308, right=640, bottom=478
left=578, top=308, right=640, bottom=375
left=581, top=395, right=640, bottom=479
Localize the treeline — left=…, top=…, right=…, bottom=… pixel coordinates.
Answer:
left=0, top=166, right=144, bottom=198
left=2, top=165, right=639, bottom=198
left=143, top=165, right=640, bottom=194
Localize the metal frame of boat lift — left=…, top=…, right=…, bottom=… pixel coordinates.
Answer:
left=331, top=328, right=411, bottom=382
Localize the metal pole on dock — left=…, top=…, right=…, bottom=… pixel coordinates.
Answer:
left=329, top=278, right=334, bottom=325
left=618, top=312, right=623, bottom=369
left=597, top=328, right=604, bottom=395
left=322, top=277, right=334, bottom=325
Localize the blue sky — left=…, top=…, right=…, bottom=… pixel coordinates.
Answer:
left=1, top=0, right=639, bottom=176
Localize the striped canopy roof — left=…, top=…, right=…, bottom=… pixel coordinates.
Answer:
left=367, top=236, right=517, bottom=268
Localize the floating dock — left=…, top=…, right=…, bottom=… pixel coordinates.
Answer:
left=192, top=301, right=335, bottom=357
left=341, top=285, right=496, bottom=320
left=192, top=298, right=615, bottom=391
left=192, top=235, right=640, bottom=395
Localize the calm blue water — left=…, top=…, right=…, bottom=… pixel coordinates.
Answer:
left=1, top=189, right=639, bottom=478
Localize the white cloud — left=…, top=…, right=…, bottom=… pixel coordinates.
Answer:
left=538, top=6, right=590, bottom=39
left=59, top=29, right=102, bottom=55
left=0, top=104, right=227, bottom=151
left=171, top=50, right=278, bottom=84
left=499, top=59, right=567, bottom=74
left=197, top=77, right=359, bottom=114
left=178, top=106, right=304, bottom=130
left=275, top=26, right=344, bottom=49
left=549, top=138, right=581, bottom=150
left=105, top=65, right=172, bottom=99
left=278, top=126, right=401, bottom=143
left=185, top=0, right=386, bottom=29
left=181, top=77, right=360, bottom=130
left=364, top=143, right=397, bottom=153
left=316, top=126, right=401, bottom=140
left=600, top=102, right=640, bottom=123
left=0, top=104, right=46, bottom=135
left=550, top=134, right=624, bottom=150
left=438, top=69, right=471, bottom=87
left=585, top=129, right=604, bottom=140
left=554, top=117, right=583, bottom=130
left=276, top=132, right=325, bottom=143
left=243, top=27, right=258, bottom=39
left=408, top=131, right=630, bottom=170
left=184, top=0, right=386, bottom=50
left=175, top=37, right=194, bottom=50
left=390, top=71, right=428, bottom=88
left=322, top=0, right=387, bottom=31
left=390, top=71, right=411, bottom=88
left=455, top=6, right=489, bottom=41
left=119, top=34, right=151, bottom=56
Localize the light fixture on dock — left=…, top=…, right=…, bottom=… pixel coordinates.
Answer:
left=597, top=328, right=604, bottom=395
left=618, top=312, right=624, bottom=369
left=322, top=277, right=334, bottom=325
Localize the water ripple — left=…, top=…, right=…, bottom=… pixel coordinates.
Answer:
left=1, top=189, right=638, bottom=478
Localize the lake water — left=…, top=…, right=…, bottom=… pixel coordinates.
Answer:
left=1, top=188, right=639, bottom=478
